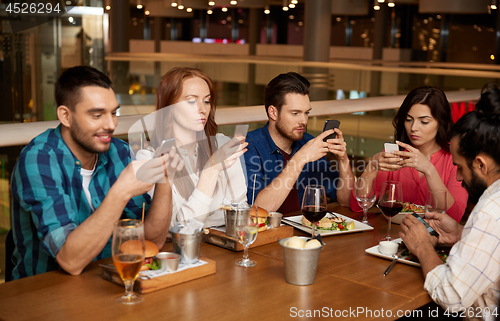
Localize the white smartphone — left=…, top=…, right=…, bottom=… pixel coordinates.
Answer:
left=154, top=138, right=176, bottom=157
left=234, top=124, right=249, bottom=139
left=384, top=142, right=399, bottom=154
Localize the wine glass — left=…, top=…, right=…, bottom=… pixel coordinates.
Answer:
left=235, top=207, right=259, bottom=267
left=377, top=181, right=403, bottom=241
left=112, top=219, right=145, bottom=304
left=425, top=190, right=447, bottom=215
left=301, top=185, right=328, bottom=238
left=355, top=177, right=377, bottom=226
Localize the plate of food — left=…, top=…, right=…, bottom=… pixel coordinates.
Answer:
left=384, top=202, right=425, bottom=224
left=365, top=238, right=450, bottom=267
left=282, top=212, right=374, bottom=236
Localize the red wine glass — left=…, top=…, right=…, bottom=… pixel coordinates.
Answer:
left=301, top=185, right=327, bottom=238
left=377, top=181, right=403, bottom=241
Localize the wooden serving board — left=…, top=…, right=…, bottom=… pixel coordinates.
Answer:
left=101, top=257, right=216, bottom=294
left=202, top=225, right=293, bottom=251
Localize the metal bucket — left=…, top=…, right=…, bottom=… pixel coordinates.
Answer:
left=224, top=207, right=250, bottom=237
left=279, top=237, right=323, bottom=285
left=171, top=230, right=203, bottom=264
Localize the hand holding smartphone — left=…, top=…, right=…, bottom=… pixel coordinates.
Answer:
left=411, top=213, right=439, bottom=238
left=322, top=120, right=341, bottom=142
left=154, top=138, right=176, bottom=158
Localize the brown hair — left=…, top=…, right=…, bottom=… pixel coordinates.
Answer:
left=393, top=86, right=453, bottom=153
left=154, top=67, right=219, bottom=200
left=264, top=72, right=310, bottom=117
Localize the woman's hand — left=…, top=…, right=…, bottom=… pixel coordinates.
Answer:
left=372, top=151, right=401, bottom=172
left=394, top=141, right=433, bottom=174
left=205, top=136, right=248, bottom=173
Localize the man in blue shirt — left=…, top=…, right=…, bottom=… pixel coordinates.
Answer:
left=10, top=66, right=180, bottom=279
left=244, top=72, right=354, bottom=214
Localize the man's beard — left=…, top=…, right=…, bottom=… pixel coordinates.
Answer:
left=70, top=120, right=112, bottom=154
left=462, top=169, right=488, bottom=205
left=275, top=118, right=304, bottom=142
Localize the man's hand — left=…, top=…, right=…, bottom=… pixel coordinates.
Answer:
left=326, top=128, right=348, bottom=161
left=424, top=211, right=463, bottom=246
left=292, top=130, right=331, bottom=166
left=118, top=160, right=159, bottom=199
left=399, top=214, right=438, bottom=256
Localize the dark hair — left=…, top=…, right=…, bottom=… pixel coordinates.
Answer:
left=55, top=66, right=112, bottom=110
left=393, top=86, right=453, bottom=153
left=154, top=67, right=218, bottom=201
left=264, top=72, right=310, bottom=117
left=451, top=83, right=500, bottom=168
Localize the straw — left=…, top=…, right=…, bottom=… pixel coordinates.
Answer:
left=142, top=202, right=145, bottom=222
left=251, top=174, right=257, bottom=205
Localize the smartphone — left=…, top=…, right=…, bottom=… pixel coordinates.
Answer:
left=322, top=120, right=341, bottom=142
left=411, top=213, right=439, bottom=238
left=154, top=138, right=176, bottom=157
left=384, top=142, right=399, bottom=154
left=234, top=124, right=249, bottom=139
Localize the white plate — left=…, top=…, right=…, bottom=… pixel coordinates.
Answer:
left=365, top=238, right=420, bottom=267
left=282, top=212, right=374, bottom=236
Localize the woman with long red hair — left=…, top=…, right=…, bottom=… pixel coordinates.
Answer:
left=137, top=67, right=248, bottom=227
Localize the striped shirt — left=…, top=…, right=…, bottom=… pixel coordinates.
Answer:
left=10, top=125, right=151, bottom=280
left=424, top=178, right=500, bottom=320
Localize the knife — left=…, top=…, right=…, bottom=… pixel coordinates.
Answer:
left=383, top=249, right=403, bottom=276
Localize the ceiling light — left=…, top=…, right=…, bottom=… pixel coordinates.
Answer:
left=230, top=0, right=237, bottom=5
left=178, top=4, right=184, bottom=9
left=388, top=2, right=395, bottom=7
left=264, top=8, right=270, bottom=14
left=207, top=9, right=213, bottom=14
left=282, top=6, right=289, bottom=11
left=222, top=7, right=228, bottom=12
left=374, top=5, right=380, bottom=10
left=137, top=4, right=143, bottom=9
left=105, top=5, right=110, bottom=10
left=186, top=7, right=192, bottom=12
left=377, top=0, right=384, bottom=2
left=289, top=3, right=295, bottom=8
left=291, top=0, right=298, bottom=3
left=145, top=10, right=150, bottom=15
left=171, top=2, right=177, bottom=7
left=208, top=1, right=215, bottom=5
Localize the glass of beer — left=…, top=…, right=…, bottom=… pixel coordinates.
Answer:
left=112, top=219, right=145, bottom=304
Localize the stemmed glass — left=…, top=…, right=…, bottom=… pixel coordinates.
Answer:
left=425, top=190, right=447, bottom=215
left=355, top=177, right=377, bottom=226
left=235, top=207, right=259, bottom=267
left=377, top=181, right=403, bottom=241
left=302, top=185, right=328, bottom=238
left=112, top=219, right=145, bottom=304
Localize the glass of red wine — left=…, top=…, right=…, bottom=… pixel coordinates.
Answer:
left=301, top=185, right=327, bottom=238
left=377, top=181, right=403, bottom=241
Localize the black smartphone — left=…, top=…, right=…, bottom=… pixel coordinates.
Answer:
left=411, top=213, right=439, bottom=238
left=154, top=138, right=176, bottom=157
left=322, top=120, right=341, bottom=142
left=234, top=124, right=249, bottom=139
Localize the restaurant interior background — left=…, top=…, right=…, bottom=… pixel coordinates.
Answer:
left=0, top=0, right=499, bottom=283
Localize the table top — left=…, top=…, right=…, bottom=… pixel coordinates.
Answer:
left=0, top=205, right=430, bottom=321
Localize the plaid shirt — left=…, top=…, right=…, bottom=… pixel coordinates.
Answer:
left=10, top=125, right=151, bottom=280
left=424, top=178, right=500, bottom=320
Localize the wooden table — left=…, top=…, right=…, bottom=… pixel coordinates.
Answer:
left=0, top=206, right=431, bottom=320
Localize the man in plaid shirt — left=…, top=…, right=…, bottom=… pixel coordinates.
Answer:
left=10, top=66, right=182, bottom=280
left=400, top=84, right=500, bottom=320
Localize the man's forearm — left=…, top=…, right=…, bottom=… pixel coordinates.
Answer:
left=336, top=158, right=354, bottom=206
left=254, top=159, right=304, bottom=212
left=56, top=186, right=130, bottom=275
left=144, top=182, right=172, bottom=249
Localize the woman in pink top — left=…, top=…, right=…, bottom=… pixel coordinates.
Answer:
left=350, top=86, right=468, bottom=222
